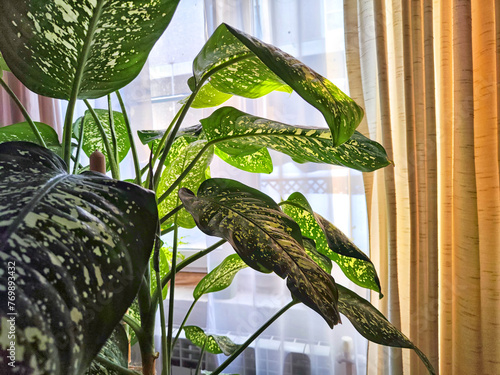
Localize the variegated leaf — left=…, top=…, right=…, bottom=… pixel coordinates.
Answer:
left=183, top=326, right=240, bottom=356
left=179, top=178, right=340, bottom=328
left=193, top=254, right=248, bottom=300
left=0, top=0, right=180, bottom=99
left=214, top=146, right=273, bottom=174
left=337, top=284, right=436, bottom=375
left=302, top=237, right=332, bottom=274
left=85, top=324, right=129, bottom=375
left=0, top=142, right=157, bottom=375
left=0, top=122, right=61, bottom=155
left=281, top=192, right=382, bottom=296
left=191, top=23, right=362, bottom=146
left=158, top=137, right=213, bottom=229
left=190, top=81, right=233, bottom=109
left=73, top=109, right=130, bottom=170
left=201, top=107, right=391, bottom=172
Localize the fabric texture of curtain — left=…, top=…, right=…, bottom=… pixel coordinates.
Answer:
left=344, top=0, right=500, bottom=374
left=0, top=72, right=62, bottom=135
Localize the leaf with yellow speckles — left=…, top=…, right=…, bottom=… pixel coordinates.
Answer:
left=191, top=23, right=363, bottom=146
left=194, top=254, right=248, bottom=300
left=281, top=192, right=382, bottom=296
left=157, top=136, right=213, bottom=229
left=0, top=0, right=180, bottom=99
left=179, top=178, right=341, bottom=328
left=0, top=122, right=61, bottom=156
left=337, top=284, right=436, bottom=375
left=183, top=325, right=240, bottom=356
left=0, top=141, right=158, bottom=375
left=73, top=109, right=130, bottom=171
left=201, top=107, right=391, bottom=173
left=85, top=324, right=129, bottom=375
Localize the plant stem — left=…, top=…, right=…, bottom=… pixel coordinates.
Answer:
left=0, top=76, right=46, bottom=148
left=151, top=239, right=226, bottom=307
left=122, top=314, right=144, bottom=340
left=172, top=299, right=197, bottom=348
left=94, top=355, right=141, bottom=375
left=210, top=300, right=300, bottom=375
left=72, top=114, right=86, bottom=174
left=165, top=222, right=180, bottom=375
left=145, top=106, right=184, bottom=190
left=195, top=338, right=207, bottom=375
left=83, top=99, right=120, bottom=179
left=156, top=267, right=168, bottom=375
left=116, top=90, right=142, bottom=186
left=107, top=94, right=119, bottom=166
left=160, top=204, right=184, bottom=225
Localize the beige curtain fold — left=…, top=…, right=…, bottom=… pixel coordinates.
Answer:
left=344, top=0, right=499, bottom=374
left=0, top=71, right=62, bottom=136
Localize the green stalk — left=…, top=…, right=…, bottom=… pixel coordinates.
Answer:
left=72, top=114, right=86, bottom=174
left=160, top=204, right=184, bottom=225
left=107, top=94, right=119, bottom=166
left=195, top=338, right=207, bottom=375
left=156, top=267, right=168, bottom=375
left=122, top=314, right=144, bottom=340
left=165, top=221, right=180, bottom=375
left=172, top=299, right=197, bottom=348
left=210, top=300, right=299, bottom=375
left=152, top=92, right=198, bottom=191
left=61, top=0, right=106, bottom=169
left=0, top=76, right=46, bottom=148
left=94, top=356, right=141, bottom=375
left=151, top=239, right=226, bottom=307
left=145, top=106, right=184, bottom=190
left=83, top=99, right=120, bottom=179
left=116, top=90, right=142, bottom=185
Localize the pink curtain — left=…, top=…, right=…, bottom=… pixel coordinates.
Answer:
left=0, top=71, right=62, bottom=137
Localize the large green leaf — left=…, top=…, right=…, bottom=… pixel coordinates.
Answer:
left=0, top=142, right=158, bottom=375
left=337, top=284, right=436, bottom=375
left=0, top=0, right=180, bottom=99
left=158, top=137, right=213, bottom=229
left=194, top=254, right=248, bottom=300
left=85, top=324, right=129, bottom=375
left=0, top=122, right=61, bottom=155
left=281, top=192, right=382, bottom=296
left=179, top=178, right=340, bottom=328
left=214, top=146, right=273, bottom=174
left=190, top=81, right=233, bottom=109
left=201, top=107, right=391, bottom=172
left=191, top=23, right=362, bottom=146
left=73, top=109, right=130, bottom=171
left=183, top=326, right=240, bottom=356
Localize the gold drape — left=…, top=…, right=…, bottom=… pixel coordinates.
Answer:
left=344, top=0, right=500, bottom=374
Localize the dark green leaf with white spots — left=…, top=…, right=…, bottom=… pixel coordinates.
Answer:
left=0, top=142, right=157, bottom=375
left=73, top=109, right=130, bottom=171
left=0, top=0, right=180, bottom=99
left=281, top=192, right=382, bottom=296
left=0, top=122, right=61, bottom=155
left=85, top=324, right=129, bottom=375
left=337, top=284, right=436, bottom=374
left=158, top=137, right=213, bottom=229
left=179, top=178, right=340, bottom=328
left=192, top=23, right=362, bottom=146
left=193, top=254, right=248, bottom=300
left=214, top=146, right=273, bottom=174
left=183, top=326, right=240, bottom=356
left=201, top=107, right=390, bottom=172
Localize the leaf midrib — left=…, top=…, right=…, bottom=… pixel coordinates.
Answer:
left=0, top=173, right=70, bottom=245
left=203, top=194, right=326, bottom=293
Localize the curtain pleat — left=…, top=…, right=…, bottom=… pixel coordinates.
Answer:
left=344, top=0, right=499, bottom=373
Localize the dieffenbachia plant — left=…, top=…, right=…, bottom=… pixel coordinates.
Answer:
left=0, top=3, right=435, bottom=374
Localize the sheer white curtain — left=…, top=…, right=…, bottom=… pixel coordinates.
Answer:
left=118, top=0, right=371, bottom=374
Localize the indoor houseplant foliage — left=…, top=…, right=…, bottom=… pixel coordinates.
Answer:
left=0, top=2, right=435, bottom=375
